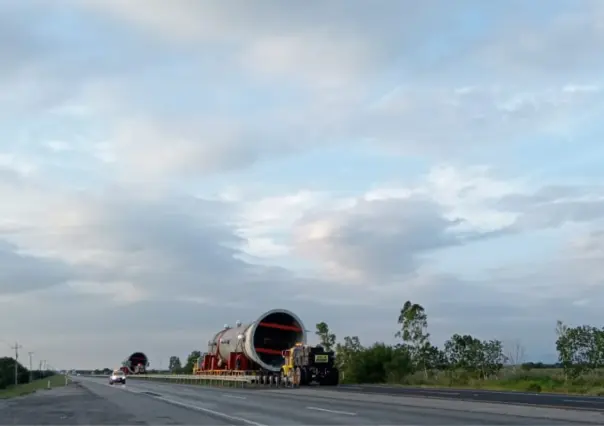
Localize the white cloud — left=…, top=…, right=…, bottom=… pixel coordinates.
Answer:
left=107, top=117, right=260, bottom=179
left=358, top=85, right=602, bottom=156
left=240, top=32, right=375, bottom=88
left=2, top=0, right=604, bottom=368
left=75, top=0, right=441, bottom=87
left=283, top=166, right=604, bottom=331
left=288, top=166, right=516, bottom=282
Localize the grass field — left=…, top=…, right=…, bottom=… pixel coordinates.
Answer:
left=0, top=375, right=69, bottom=399
left=393, top=367, right=604, bottom=395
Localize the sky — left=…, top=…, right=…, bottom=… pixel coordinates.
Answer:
left=1, top=0, right=604, bottom=370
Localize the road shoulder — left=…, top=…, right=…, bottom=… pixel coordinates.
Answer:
left=0, top=381, right=142, bottom=425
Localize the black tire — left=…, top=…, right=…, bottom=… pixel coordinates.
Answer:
left=300, top=367, right=308, bottom=386
left=319, top=370, right=338, bottom=386
left=330, top=370, right=339, bottom=386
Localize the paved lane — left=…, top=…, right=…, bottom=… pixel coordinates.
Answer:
left=337, top=384, right=604, bottom=411
left=0, top=380, right=234, bottom=425
left=77, top=376, right=604, bottom=425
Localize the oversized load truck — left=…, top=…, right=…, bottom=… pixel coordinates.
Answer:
left=197, top=308, right=338, bottom=385
left=198, top=308, right=305, bottom=383
left=120, top=352, right=148, bottom=375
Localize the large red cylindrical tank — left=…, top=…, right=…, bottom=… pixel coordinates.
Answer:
left=122, top=352, right=148, bottom=374
left=207, top=309, right=306, bottom=372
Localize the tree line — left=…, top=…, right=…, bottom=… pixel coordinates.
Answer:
left=314, top=301, right=604, bottom=385
left=0, top=357, right=55, bottom=389
left=166, top=350, right=202, bottom=374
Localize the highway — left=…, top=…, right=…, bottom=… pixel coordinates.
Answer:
left=337, top=384, right=604, bottom=411
left=4, top=375, right=599, bottom=425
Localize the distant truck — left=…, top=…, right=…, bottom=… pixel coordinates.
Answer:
left=120, top=352, right=148, bottom=375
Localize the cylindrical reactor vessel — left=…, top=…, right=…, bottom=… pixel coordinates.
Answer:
left=122, top=352, right=148, bottom=374
left=208, top=309, right=306, bottom=372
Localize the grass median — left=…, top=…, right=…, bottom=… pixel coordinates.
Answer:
left=0, top=375, right=68, bottom=399
left=380, top=368, right=604, bottom=396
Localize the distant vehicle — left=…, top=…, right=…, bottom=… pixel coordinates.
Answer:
left=121, top=352, right=148, bottom=375
left=109, top=370, right=126, bottom=385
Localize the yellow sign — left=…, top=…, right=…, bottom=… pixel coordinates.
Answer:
left=315, top=355, right=328, bottom=362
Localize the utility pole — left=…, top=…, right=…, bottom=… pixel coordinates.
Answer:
left=11, top=342, right=22, bottom=385
left=28, top=352, right=34, bottom=382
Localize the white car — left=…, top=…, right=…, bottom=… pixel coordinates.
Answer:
left=109, top=370, right=126, bottom=385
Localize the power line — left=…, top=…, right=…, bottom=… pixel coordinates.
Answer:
left=11, top=342, right=22, bottom=385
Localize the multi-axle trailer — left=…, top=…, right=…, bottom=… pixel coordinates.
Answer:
left=194, top=309, right=339, bottom=385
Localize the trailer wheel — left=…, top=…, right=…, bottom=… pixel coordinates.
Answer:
left=300, top=367, right=309, bottom=386
left=325, top=370, right=339, bottom=386
left=332, top=371, right=339, bottom=386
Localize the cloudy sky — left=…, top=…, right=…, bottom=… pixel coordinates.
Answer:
left=1, top=0, right=603, bottom=369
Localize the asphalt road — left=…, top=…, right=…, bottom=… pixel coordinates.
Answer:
left=30, top=376, right=601, bottom=425
left=0, top=379, right=230, bottom=425
left=337, top=384, right=604, bottom=410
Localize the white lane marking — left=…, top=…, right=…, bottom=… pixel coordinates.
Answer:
left=563, top=399, right=604, bottom=404
left=222, top=393, right=247, bottom=399
left=153, top=395, right=266, bottom=425
left=306, top=406, right=357, bottom=416
left=99, top=382, right=264, bottom=425
left=420, top=391, right=460, bottom=395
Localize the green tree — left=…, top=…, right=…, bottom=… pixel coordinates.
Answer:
left=347, top=343, right=398, bottom=383
left=183, top=351, right=202, bottom=374
left=315, top=322, right=336, bottom=351
left=396, top=300, right=430, bottom=376
left=556, top=321, right=604, bottom=380
left=444, top=334, right=505, bottom=380
left=0, top=357, right=28, bottom=389
left=383, top=345, right=414, bottom=383
left=168, top=356, right=182, bottom=373
left=444, top=334, right=483, bottom=374
left=479, top=339, right=506, bottom=378
left=556, top=320, right=574, bottom=380
left=420, top=343, right=448, bottom=374
left=335, top=336, right=363, bottom=382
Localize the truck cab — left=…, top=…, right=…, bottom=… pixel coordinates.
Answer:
left=280, top=343, right=338, bottom=386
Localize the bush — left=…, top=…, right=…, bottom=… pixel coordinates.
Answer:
left=525, top=382, right=542, bottom=392
left=0, top=357, right=29, bottom=389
